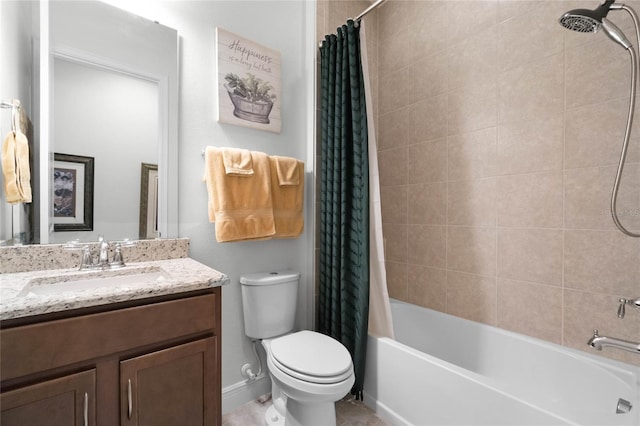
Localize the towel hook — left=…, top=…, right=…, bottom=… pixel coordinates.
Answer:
left=1, top=99, right=22, bottom=134
left=11, top=100, right=22, bottom=134
left=0, top=99, right=17, bottom=109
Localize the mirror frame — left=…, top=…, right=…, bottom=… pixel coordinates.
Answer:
left=41, top=1, right=178, bottom=243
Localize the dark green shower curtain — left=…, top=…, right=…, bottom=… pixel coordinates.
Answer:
left=318, top=20, right=370, bottom=399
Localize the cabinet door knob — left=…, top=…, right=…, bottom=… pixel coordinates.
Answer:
left=84, top=392, right=89, bottom=426
left=127, top=379, right=133, bottom=419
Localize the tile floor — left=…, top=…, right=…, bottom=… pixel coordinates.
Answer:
left=222, top=394, right=391, bottom=426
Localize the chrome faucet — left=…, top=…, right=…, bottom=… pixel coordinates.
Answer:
left=588, top=330, right=640, bottom=354
left=617, top=297, right=640, bottom=318
left=65, top=237, right=135, bottom=270
left=65, top=235, right=111, bottom=270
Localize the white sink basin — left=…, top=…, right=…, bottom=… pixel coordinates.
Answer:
left=19, top=266, right=171, bottom=297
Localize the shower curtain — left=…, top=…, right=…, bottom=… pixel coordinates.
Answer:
left=318, top=19, right=394, bottom=398
left=360, top=21, right=394, bottom=341
left=318, top=20, right=370, bottom=398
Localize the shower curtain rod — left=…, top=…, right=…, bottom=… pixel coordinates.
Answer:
left=354, top=0, right=388, bottom=22
left=318, top=0, right=387, bottom=48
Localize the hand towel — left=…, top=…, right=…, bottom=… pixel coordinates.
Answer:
left=269, top=156, right=304, bottom=238
left=15, top=130, right=31, bottom=202
left=222, top=147, right=254, bottom=175
left=204, top=147, right=275, bottom=242
left=1, top=130, right=32, bottom=204
left=273, top=155, right=300, bottom=185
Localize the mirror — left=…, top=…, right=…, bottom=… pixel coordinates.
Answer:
left=50, top=57, right=159, bottom=242
left=4, top=0, right=178, bottom=245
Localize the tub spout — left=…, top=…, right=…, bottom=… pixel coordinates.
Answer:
left=588, top=330, right=640, bottom=354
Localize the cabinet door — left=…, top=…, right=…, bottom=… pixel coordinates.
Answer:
left=1, top=369, right=96, bottom=426
left=120, top=337, right=218, bottom=426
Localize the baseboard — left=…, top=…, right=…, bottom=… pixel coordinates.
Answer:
left=363, top=391, right=411, bottom=426
left=222, top=373, right=271, bottom=414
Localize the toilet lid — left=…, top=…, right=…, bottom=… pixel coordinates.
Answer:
left=270, top=330, right=353, bottom=382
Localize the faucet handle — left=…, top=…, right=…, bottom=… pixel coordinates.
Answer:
left=63, top=242, right=94, bottom=270
left=618, top=299, right=627, bottom=319
left=109, top=239, right=136, bottom=268
left=617, top=297, right=640, bottom=319
left=79, top=246, right=94, bottom=270
left=111, top=243, right=126, bottom=268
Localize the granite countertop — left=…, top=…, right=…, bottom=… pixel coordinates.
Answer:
left=0, top=257, right=229, bottom=321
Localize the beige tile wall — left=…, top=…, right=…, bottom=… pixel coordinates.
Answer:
left=317, top=0, right=639, bottom=366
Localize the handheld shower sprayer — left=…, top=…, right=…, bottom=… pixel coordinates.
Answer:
left=559, top=1, right=640, bottom=238
left=601, top=17, right=633, bottom=49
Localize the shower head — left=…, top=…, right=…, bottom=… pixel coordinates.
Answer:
left=559, top=0, right=615, bottom=33
left=559, top=1, right=632, bottom=50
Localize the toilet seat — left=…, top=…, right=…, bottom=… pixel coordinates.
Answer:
left=269, top=330, right=353, bottom=384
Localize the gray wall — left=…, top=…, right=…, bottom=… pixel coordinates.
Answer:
left=108, top=0, right=316, bottom=407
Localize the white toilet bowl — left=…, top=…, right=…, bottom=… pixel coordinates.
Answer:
left=263, top=330, right=355, bottom=426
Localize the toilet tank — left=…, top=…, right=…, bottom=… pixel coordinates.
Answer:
left=240, top=271, right=300, bottom=339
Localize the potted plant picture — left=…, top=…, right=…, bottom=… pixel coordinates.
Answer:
left=224, top=73, right=277, bottom=124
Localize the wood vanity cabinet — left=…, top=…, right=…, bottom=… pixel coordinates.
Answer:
left=120, top=338, right=216, bottom=425
left=0, top=288, right=221, bottom=426
left=1, top=369, right=96, bottom=426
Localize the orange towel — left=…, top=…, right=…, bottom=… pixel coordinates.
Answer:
left=204, top=147, right=275, bottom=242
left=273, top=155, right=300, bottom=185
left=1, top=130, right=32, bottom=204
left=269, top=156, right=304, bottom=238
left=222, top=147, right=254, bottom=175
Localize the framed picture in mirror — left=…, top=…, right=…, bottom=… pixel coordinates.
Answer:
left=53, top=153, right=94, bottom=232
left=139, top=163, right=159, bottom=239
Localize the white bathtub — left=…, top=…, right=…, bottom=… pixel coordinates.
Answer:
left=363, top=299, right=640, bottom=425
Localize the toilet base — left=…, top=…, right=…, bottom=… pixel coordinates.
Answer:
left=264, top=396, right=338, bottom=426
left=265, top=404, right=285, bottom=426
left=284, top=399, right=337, bottom=426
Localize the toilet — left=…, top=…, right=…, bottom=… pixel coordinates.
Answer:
left=240, top=271, right=355, bottom=426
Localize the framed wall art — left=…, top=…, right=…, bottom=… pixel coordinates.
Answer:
left=215, top=27, right=282, bottom=133
left=53, top=153, right=94, bottom=232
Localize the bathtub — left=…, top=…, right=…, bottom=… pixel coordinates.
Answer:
left=363, top=299, right=640, bottom=425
